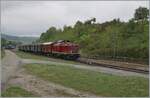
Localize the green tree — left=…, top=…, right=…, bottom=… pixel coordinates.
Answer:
left=1, top=38, right=7, bottom=47
left=134, top=7, right=149, bottom=21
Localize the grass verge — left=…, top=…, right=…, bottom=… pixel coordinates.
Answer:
left=1, top=86, right=34, bottom=97
left=1, top=49, right=5, bottom=59
left=24, top=63, right=149, bottom=97
left=15, top=51, right=50, bottom=60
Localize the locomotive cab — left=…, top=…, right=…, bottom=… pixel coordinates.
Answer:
left=52, top=40, right=80, bottom=59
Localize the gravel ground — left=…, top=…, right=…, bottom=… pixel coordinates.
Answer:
left=78, top=58, right=149, bottom=71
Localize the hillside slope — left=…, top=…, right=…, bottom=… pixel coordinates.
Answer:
left=1, top=34, right=38, bottom=44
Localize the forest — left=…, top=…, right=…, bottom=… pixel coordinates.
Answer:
left=37, top=7, right=149, bottom=63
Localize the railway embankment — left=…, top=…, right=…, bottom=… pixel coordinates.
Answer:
left=14, top=50, right=149, bottom=77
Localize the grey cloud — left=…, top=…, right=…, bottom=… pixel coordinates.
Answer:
left=1, top=1, right=149, bottom=37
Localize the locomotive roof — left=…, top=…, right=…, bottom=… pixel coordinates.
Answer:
left=42, top=42, right=53, bottom=45
left=57, top=40, right=70, bottom=43
left=42, top=40, right=70, bottom=45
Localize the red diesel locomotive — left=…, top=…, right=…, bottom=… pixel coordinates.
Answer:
left=18, top=40, right=80, bottom=59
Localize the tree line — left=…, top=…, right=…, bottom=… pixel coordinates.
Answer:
left=37, top=7, right=149, bottom=63
left=1, top=38, right=21, bottom=48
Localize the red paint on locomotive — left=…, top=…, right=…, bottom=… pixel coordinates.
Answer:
left=51, top=40, right=79, bottom=54
left=42, top=42, right=53, bottom=53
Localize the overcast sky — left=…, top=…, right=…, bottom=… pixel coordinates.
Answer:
left=1, top=1, right=149, bottom=37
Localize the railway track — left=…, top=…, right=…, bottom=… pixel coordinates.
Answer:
left=13, top=50, right=149, bottom=74
left=77, top=58, right=149, bottom=74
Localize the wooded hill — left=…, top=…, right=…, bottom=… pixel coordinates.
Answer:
left=37, top=7, right=149, bottom=63
left=1, top=34, right=38, bottom=44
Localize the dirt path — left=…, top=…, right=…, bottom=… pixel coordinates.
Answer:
left=1, top=50, right=22, bottom=90
left=22, top=59, right=149, bottom=78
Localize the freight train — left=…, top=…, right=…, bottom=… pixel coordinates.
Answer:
left=18, top=40, right=80, bottom=60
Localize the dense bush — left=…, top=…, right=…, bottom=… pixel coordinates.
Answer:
left=38, top=7, right=149, bottom=63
